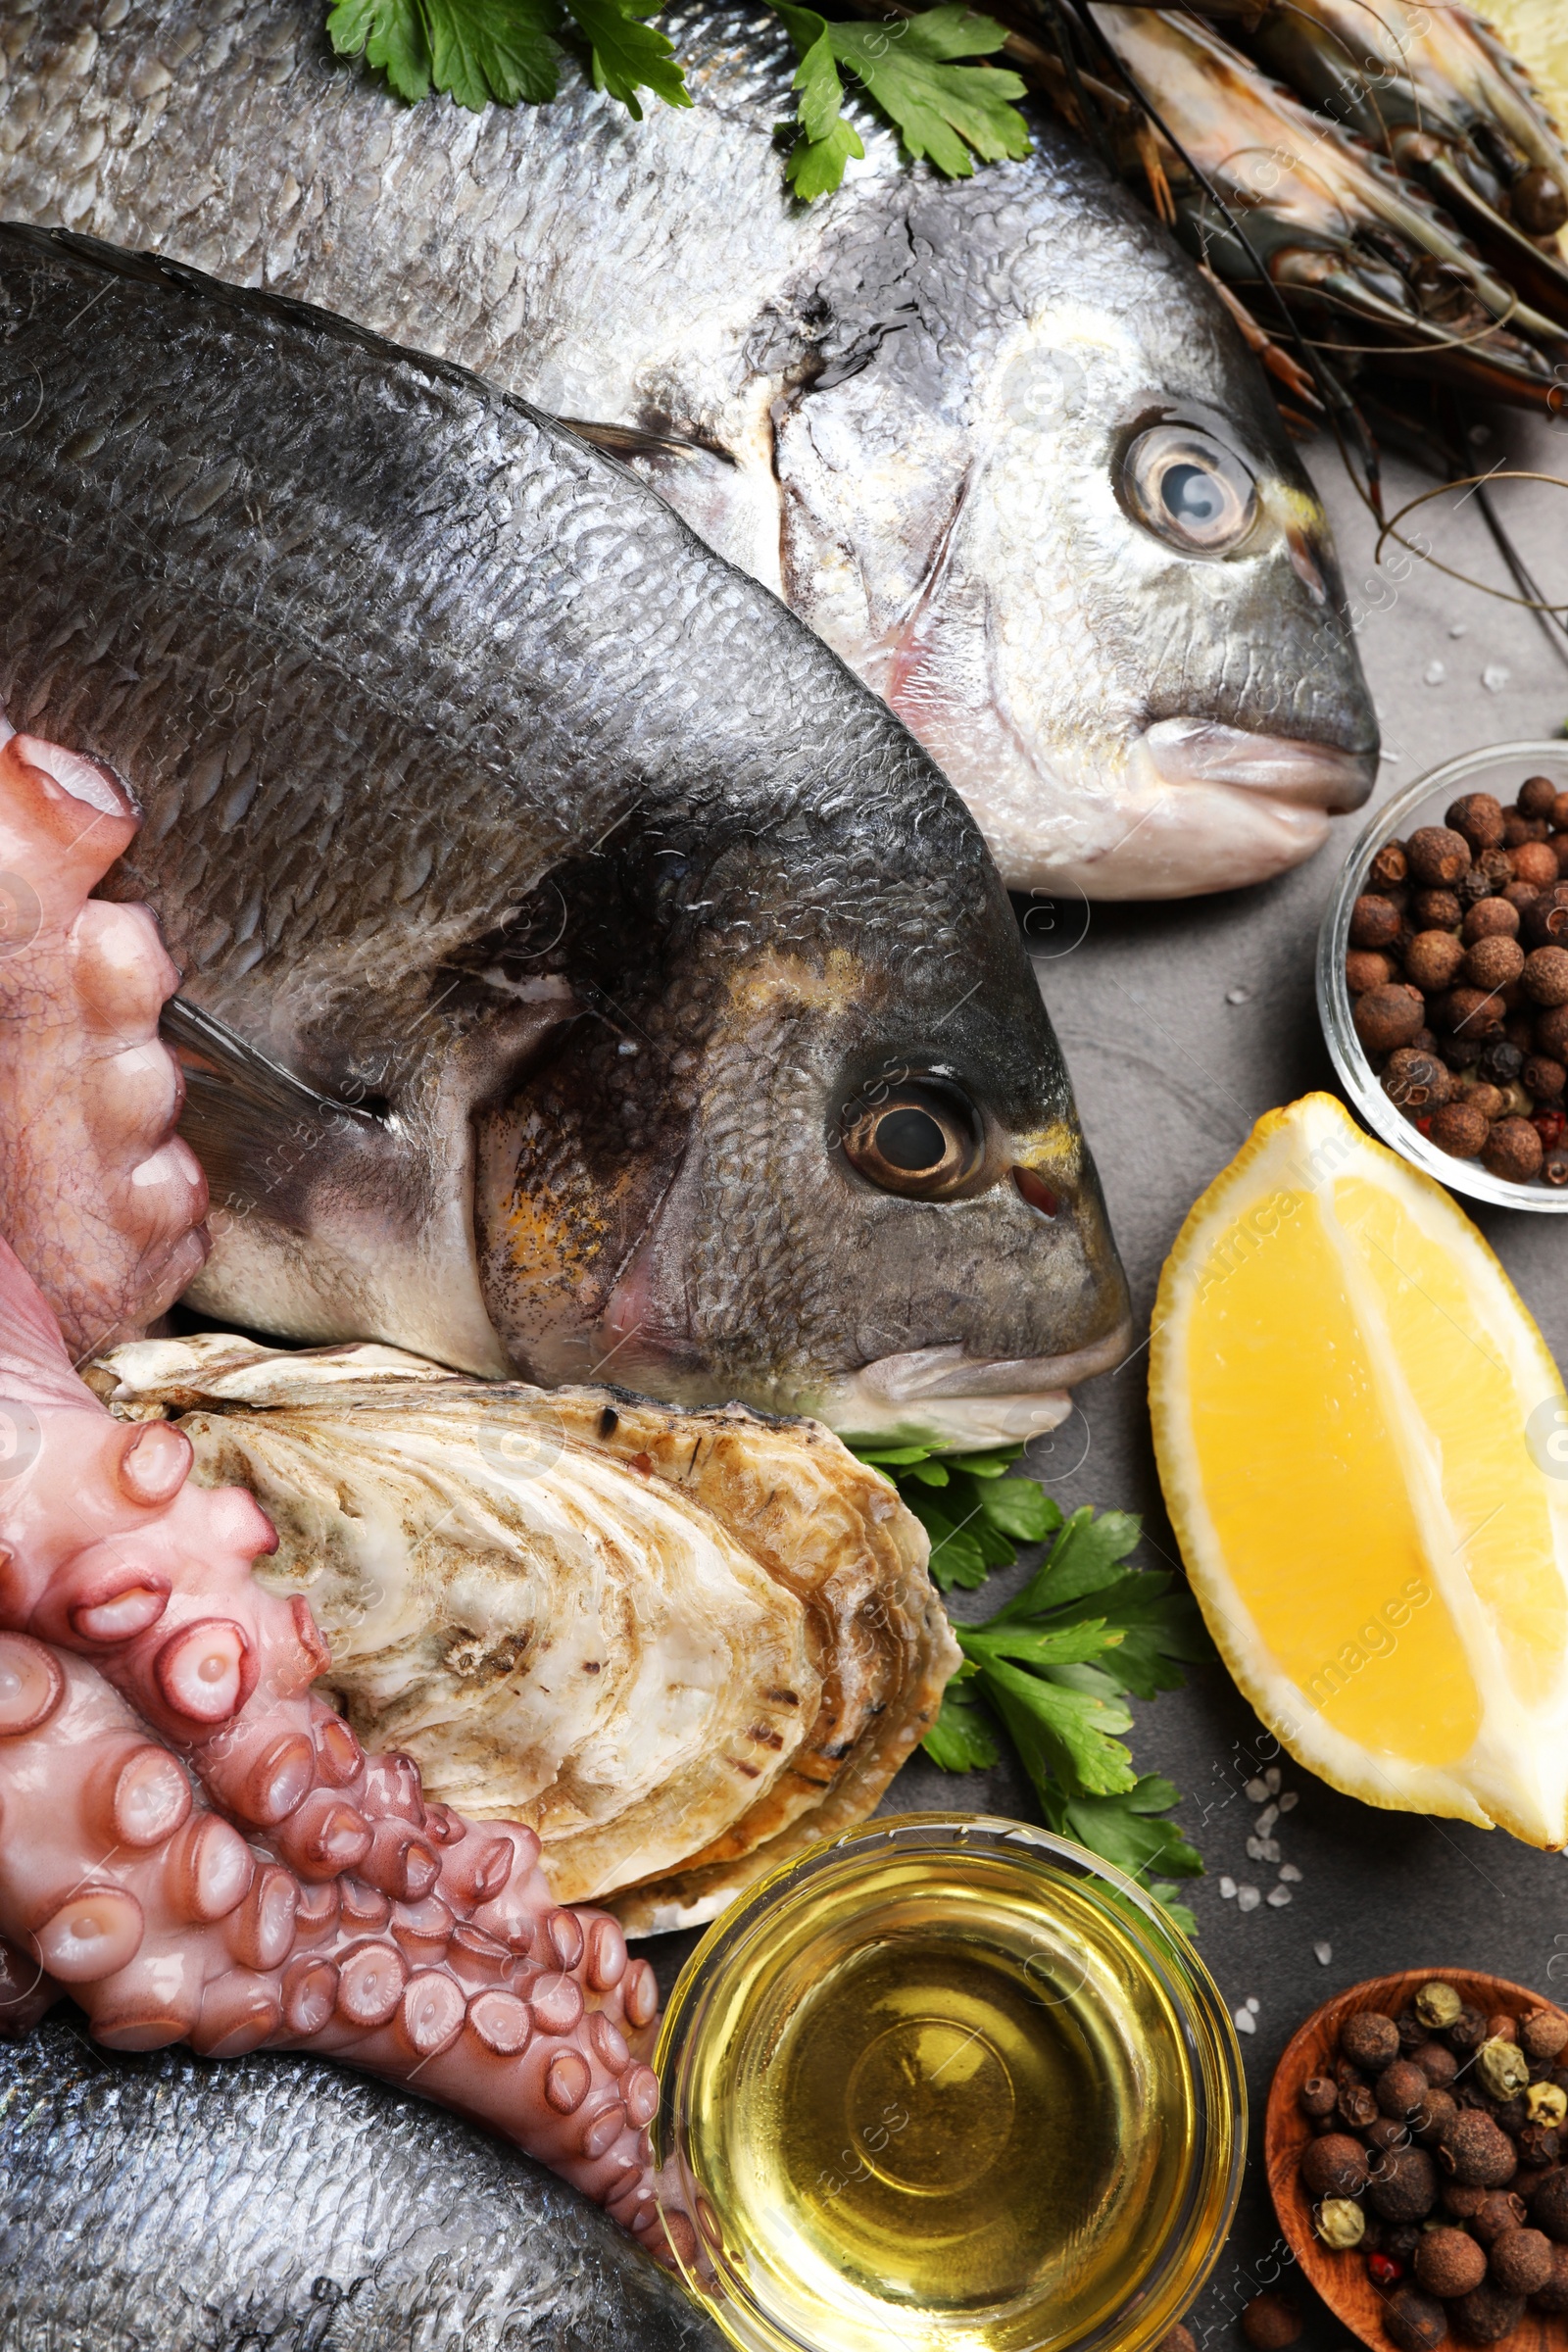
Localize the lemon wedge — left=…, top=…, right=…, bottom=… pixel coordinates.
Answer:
left=1150, top=1093, right=1568, bottom=1847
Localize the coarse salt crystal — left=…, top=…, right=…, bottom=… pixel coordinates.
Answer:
left=1246, top=1778, right=1268, bottom=1802
left=1234, top=2006, right=1256, bottom=2033
left=1220, top=1877, right=1238, bottom=1898
left=1315, top=1941, right=1333, bottom=1965
left=1246, top=1837, right=1266, bottom=1861
left=1449, top=622, right=1468, bottom=638
left=1424, top=660, right=1446, bottom=685
left=1257, top=1802, right=1279, bottom=1833
left=1246, top=1996, right=1260, bottom=2012
left=1279, top=1864, right=1302, bottom=1883
left=1278, top=1791, right=1298, bottom=1812
left=1267, top=1886, right=1293, bottom=1907
left=1237, top=1886, right=1262, bottom=1913
left=1259, top=1838, right=1281, bottom=1863
left=1483, top=663, right=1511, bottom=694
left=1225, top=986, right=1251, bottom=1006
left=1264, top=1767, right=1280, bottom=1793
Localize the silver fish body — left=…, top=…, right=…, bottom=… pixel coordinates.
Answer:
left=0, top=2018, right=725, bottom=2351
left=0, top=0, right=1379, bottom=897
left=0, top=226, right=1128, bottom=1446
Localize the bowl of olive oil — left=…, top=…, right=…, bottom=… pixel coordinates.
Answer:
left=653, top=1813, right=1244, bottom=2352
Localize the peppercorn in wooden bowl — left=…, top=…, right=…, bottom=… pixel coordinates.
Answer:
left=1267, top=1969, right=1568, bottom=2352
left=1319, top=747, right=1568, bottom=1211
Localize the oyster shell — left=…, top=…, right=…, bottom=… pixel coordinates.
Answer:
left=91, top=1335, right=958, bottom=1932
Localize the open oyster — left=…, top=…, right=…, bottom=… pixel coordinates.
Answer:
left=90, top=1335, right=957, bottom=1934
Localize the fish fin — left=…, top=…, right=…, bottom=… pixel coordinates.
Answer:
left=162, top=997, right=382, bottom=1232
left=560, top=418, right=736, bottom=467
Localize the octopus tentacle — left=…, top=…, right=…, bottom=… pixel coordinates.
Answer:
left=0, top=1639, right=686, bottom=2247
left=0, top=727, right=208, bottom=1357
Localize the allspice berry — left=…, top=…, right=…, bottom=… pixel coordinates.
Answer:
left=1384, top=1049, right=1451, bottom=1114
left=1532, top=2167, right=1568, bottom=2239
left=1299, top=2074, right=1339, bottom=2119
left=1157, top=2328, right=1198, bottom=2352
left=1348, top=949, right=1395, bottom=994
left=1415, top=2229, right=1489, bottom=2299
left=1524, top=1054, right=1567, bottom=1103
left=1492, top=2229, right=1553, bottom=2295
left=1369, top=2117, right=1409, bottom=2154
left=1450, top=2005, right=1489, bottom=2053
left=1382, top=2286, right=1450, bottom=2352
left=1345, top=2011, right=1404, bottom=2071
left=1518, top=2125, right=1561, bottom=2170
left=1533, top=2242, right=1568, bottom=2312
left=1446, top=2183, right=1491, bottom=2222
left=1371, top=2144, right=1441, bottom=2221
left=1405, top=932, right=1466, bottom=992
left=1415, top=888, right=1465, bottom=929
left=1513, top=841, right=1561, bottom=891
left=1448, top=794, right=1507, bottom=853
left=1301, top=2132, right=1370, bottom=2198
left=1520, top=775, right=1561, bottom=819
left=1463, top=900, right=1520, bottom=945
left=1462, top=935, right=1525, bottom=992
left=1355, top=983, right=1428, bottom=1055
left=1240, top=2291, right=1301, bottom=2350
left=1482, top=1116, right=1544, bottom=1184
left=1450, top=2283, right=1525, bottom=2343
left=1538, top=1002, right=1568, bottom=1060
left=1440, top=2110, right=1518, bottom=2188
left=1409, top=826, right=1474, bottom=887
left=1435, top=987, right=1505, bottom=1041
left=1524, top=946, right=1568, bottom=1005
left=1523, top=885, right=1568, bottom=949
left=1545, top=1149, right=1568, bottom=1189
left=1381, top=2059, right=1438, bottom=2120
left=1471, top=2191, right=1529, bottom=2244
left=1429, top=1102, right=1491, bottom=1160
left=1341, top=2081, right=1381, bottom=2132
left=1351, top=893, right=1405, bottom=950
left=1371, top=839, right=1412, bottom=884
left=1417, top=2090, right=1461, bottom=2147
left=1413, top=2042, right=1460, bottom=2089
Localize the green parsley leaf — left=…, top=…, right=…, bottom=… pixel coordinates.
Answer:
left=327, top=0, right=435, bottom=101
left=569, top=0, right=691, bottom=119
left=775, top=2, right=867, bottom=199
left=826, top=7, right=1030, bottom=178
left=433, top=0, right=564, bottom=106
left=854, top=1438, right=1206, bottom=1920
left=922, top=1681, right=1001, bottom=1772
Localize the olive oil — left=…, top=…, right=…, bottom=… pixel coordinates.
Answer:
left=656, top=1817, right=1243, bottom=2352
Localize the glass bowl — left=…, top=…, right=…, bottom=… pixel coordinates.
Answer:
left=652, top=1813, right=1245, bottom=2352
left=1318, top=741, right=1568, bottom=1213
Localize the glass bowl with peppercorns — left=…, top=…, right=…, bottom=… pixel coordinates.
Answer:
left=1319, top=743, right=1568, bottom=1211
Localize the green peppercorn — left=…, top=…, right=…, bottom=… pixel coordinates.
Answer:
left=1416, top=1983, right=1464, bottom=2032
left=1316, top=2197, right=1366, bottom=2250
left=1529, top=2082, right=1568, bottom=2130
left=1477, top=2036, right=1531, bottom=2102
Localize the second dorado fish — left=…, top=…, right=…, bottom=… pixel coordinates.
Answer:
left=0, top=0, right=1379, bottom=897
left=0, top=227, right=1129, bottom=1448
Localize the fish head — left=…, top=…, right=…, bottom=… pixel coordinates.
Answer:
left=473, top=807, right=1130, bottom=1450
left=772, top=141, right=1379, bottom=901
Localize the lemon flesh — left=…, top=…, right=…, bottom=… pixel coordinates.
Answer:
left=1151, top=1094, right=1568, bottom=1846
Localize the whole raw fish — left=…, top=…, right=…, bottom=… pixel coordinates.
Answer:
left=0, top=2017, right=725, bottom=2351
left=0, top=0, right=1379, bottom=897
left=0, top=226, right=1128, bottom=1447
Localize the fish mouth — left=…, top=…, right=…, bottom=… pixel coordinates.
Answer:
left=808, top=1320, right=1136, bottom=1451
left=1050, top=720, right=1379, bottom=901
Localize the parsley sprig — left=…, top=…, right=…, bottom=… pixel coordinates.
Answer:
left=856, top=1440, right=1211, bottom=1934
left=324, top=0, right=1031, bottom=199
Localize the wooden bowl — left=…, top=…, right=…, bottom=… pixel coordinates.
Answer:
left=1265, top=1968, right=1561, bottom=2352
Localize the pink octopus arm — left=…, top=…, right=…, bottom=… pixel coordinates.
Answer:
left=0, top=728, right=208, bottom=1358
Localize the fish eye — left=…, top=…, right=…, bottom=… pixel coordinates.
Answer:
left=839, top=1077, right=986, bottom=1200
left=1122, top=424, right=1258, bottom=555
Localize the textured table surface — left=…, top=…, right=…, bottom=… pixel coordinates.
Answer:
left=650, top=406, right=1568, bottom=2350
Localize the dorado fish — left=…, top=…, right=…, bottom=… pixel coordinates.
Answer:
left=0, top=2017, right=725, bottom=2352
left=0, top=225, right=1128, bottom=1447
left=0, top=0, right=1379, bottom=898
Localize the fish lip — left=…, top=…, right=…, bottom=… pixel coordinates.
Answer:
left=808, top=1318, right=1135, bottom=1451
left=1142, top=718, right=1378, bottom=812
